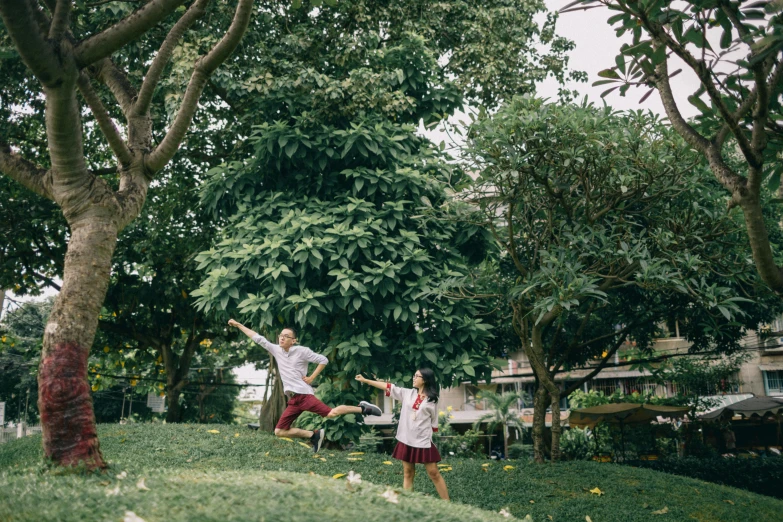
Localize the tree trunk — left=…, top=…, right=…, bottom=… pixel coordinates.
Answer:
left=259, top=358, right=285, bottom=432
left=532, top=386, right=548, bottom=463
left=166, top=387, right=182, bottom=423
left=503, top=424, right=509, bottom=460
left=38, top=216, right=118, bottom=470
left=0, top=289, right=5, bottom=320
left=549, top=389, right=562, bottom=463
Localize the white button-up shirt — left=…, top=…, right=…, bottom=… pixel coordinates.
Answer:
left=387, top=384, right=439, bottom=449
left=252, top=334, right=328, bottom=396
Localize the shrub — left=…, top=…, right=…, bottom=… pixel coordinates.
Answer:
left=560, top=427, right=595, bottom=461
left=636, top=456, right=783, bottom=499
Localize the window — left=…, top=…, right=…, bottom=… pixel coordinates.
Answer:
left=765, top=371, right=783, bottom=395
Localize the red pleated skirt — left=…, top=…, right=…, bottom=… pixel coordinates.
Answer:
left=392, top=441, right=441, bottom=463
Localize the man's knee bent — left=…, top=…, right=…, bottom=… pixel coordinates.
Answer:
left=326, top=408, right=338, bottom=418
left=274, top=428, right=286, bottom=437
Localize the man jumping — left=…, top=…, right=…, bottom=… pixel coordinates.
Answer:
left=228, top=319, right=381, bottom=452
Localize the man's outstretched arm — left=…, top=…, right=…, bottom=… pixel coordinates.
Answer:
left=228, top=319, right=258, bottom=340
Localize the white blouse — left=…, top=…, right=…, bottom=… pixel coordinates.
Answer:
left=386, top=383, right=439, bottom=449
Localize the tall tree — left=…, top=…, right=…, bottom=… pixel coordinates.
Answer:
left=460, top=97, right=782, bottom=462
left=190, top=0, right=581, bottom=437
left=0, top=0, right=253, bottom=468
left=561, top=0, right=783, bottom=294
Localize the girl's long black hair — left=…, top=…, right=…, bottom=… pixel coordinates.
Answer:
left=418, top=367, right=439, bottom=403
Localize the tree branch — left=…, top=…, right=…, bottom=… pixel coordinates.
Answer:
left=77, top=73, right=133, bottom=167
left=48, top=0, right=71, bottom=40
left=134, top=0, right=211, bottom=116
left=0, top=0, right=63, bottom=87
left=147, top=0, right=254, bottom=172
left=92, top=58, right=138, bottom=115
left=74, top=0, right=188, bottom=68
left=651, top=42, right=711, bottom=154
left=0, top=142, right=54, bottom=200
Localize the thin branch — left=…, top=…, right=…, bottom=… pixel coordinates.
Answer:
left=0, top=142, right=54, bottom=200
left=147, top=0, right=254, bottom=172
left=77, top=73, right=133, bottom=167
left=48, top=0, right=71, bottom=40
left=0, top=0, right=62, bottom=87
left=135, top=0, right=211, bottom=116
left=644, top=20, right=757, bottom=165
left=650, top=42, right=711, bottom=154
left=74, top=0, right=188, bottom=68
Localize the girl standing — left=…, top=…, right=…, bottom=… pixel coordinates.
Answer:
left=356, top=368, right=449, bottom=500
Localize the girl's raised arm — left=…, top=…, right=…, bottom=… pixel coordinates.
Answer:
left=355, top=375, right=388, bottom=391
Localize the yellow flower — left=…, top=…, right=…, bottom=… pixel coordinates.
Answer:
left=382, top=461, right=393, bottom=465
left=589, top=487, right=604, bottom=496
left=234, top=433, right=240, bottom=438
left=207, top=429, right=220, bottom=434
left=91, top=384, right=99, bottom=392
left=447, top=406, right=453, bottom=412
left=503, top=465, right=515, bottom=471
left=103, top=346, right=110, bottom=353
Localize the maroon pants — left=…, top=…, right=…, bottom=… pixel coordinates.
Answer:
left=276, top=393, right=332, bottom=430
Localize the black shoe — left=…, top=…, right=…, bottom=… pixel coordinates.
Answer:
left=310, top=429, right=324, bottom=453
left=359, top=401, right=382, bottom=416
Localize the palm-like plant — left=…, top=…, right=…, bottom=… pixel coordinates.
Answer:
left=472, top=390, right=528, bottom=459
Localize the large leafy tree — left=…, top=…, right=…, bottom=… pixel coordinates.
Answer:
left=560, top=0, right=783, bottom=294
left=192, top=41, right=498, bottom=443
left=0, top=0, right=253, bottom=468
left=461, top=97, right=782, bottom=462
left=189, top=0, right=581, bottom=440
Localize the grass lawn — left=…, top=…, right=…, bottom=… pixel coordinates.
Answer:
left=1, top=424, right=781, bottom=521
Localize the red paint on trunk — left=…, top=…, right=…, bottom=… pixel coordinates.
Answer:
left=38, top=342, right=106, bottom=469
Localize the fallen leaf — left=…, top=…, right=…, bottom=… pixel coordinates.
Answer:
left=503, top=465, right=515, bottom=471
left=382, top=461, right=393, bottom=465
left=481, top=463, right=491, bottom=467
left=234, top=433, right=240, bottom=437
left=269, top=477, right=292, bottom=484
left=319, top=458, right=326, bottom=462
left=332, top=473, right=346, bottom=479
left=116, top=471, right=128, bottom=480
left=586, top=516, right=593, bottom=522
left=440, top=467, right=453, bottom=472
left=348, top=452, right=365, bottom=456
left=381, top=488, right=399, bottom=504
left=498, top=508, right=512, bottom=519
left=136, top=478, right=150, bottom=491
left=279, top=437, right=293, bottom=442
left=264, top=452, right=270, bottom=456
left=529, top=500, right=535, bottom=504
left=347, top=471, right=362, bottom=485
left=652, top=506, right=669, bottom=515
left=347, top=458, right=363, bottom=461
left=548, top=516, right=553, bottom=521
left=589, top=487, right=604, bottom=496
left=105, top=485, right=121, bottom=497
left=123, top=512, right=146, bottom=522
left=723, top=500, right=734, bottom=505
left=207, top=429, right=220, bottom=434
left=298, top=442, right=311, bottom=448
left=642, top=503, right=649, bottom=509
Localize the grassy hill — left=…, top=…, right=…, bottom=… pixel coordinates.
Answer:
left=1, top=424, right=781, bottom=521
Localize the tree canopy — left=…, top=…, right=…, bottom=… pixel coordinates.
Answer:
left=459, top=97, right=783, bottom=462
left=561, top=0, right=783, bottom=295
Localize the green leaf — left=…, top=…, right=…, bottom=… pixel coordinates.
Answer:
left=597, top=68, right=621, bottom=80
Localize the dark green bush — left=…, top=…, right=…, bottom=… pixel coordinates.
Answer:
left=636, top=456, right=783, bottom=499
